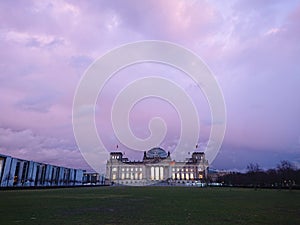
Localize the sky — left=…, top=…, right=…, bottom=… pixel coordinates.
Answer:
left=0, top=0, right=300, bottom=172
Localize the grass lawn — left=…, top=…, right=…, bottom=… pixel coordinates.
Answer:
left=0, top=186, right=299, bottom=225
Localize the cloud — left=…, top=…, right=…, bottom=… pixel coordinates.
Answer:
left=0, top=127, right=91, bottom=170
left=15, top=90, right=60, bottom=113
left=4, top=30, right=65, bottom=49
left=0, top=0, right=299, bottom=171
left=213, top=144, right=300, bottom=170
left=69, top=55, right=93, bottom=70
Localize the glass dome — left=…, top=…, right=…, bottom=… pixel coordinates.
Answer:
left=146, top=147, right=168, bottom=158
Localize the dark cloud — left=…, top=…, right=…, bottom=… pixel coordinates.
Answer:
left=0, top=127, right=91, bottom=170
left=213, top=144, right=300, bottom=171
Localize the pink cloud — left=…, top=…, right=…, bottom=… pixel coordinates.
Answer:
left=0, top=0, right=299, bottom=171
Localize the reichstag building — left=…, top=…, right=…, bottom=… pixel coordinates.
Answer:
left=106, top=147, right=209, bottom=185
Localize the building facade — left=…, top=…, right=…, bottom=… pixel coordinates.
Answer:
left=0, top=154, right=84, bottom=187
left=83, top=172, right=106, bottom=185
left=106, top=147, right=209, bottom=186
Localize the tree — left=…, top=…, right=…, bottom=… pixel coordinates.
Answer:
left=277, top=160, right=296, bottom=189
left=247, top=163, right=261, bottom=173
left=246, top=163, right=262, bottom=189
left=277, top=160, right=296, bottom=172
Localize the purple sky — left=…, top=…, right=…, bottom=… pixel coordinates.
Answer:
left=1, top=0, right=300, bottom=172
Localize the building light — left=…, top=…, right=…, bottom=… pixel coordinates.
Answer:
left=105, top=148, right=209, bottom=185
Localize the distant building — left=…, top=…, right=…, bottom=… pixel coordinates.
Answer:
left=106, top=147, right=209, bottom=186
left=83, top=172, right=106, bottom=185
left=0, top=153, right=84, bottom=187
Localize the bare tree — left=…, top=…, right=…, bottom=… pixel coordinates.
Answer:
left=277, top=160, right=296, bottom=172
left=247, top=163, right=261, bottom=173
left=277, top=160, right=296, bottom=189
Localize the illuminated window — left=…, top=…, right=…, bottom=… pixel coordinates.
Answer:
left=134, top=173, right=138, bottom=180
left=112, top=167, right=117, bottom=172
left=172, top=173, right=175, bottom=179
left=151, top=167, right=154, bottom=180
left=112, top=174, right=116, bottom=180
left=122, top=168, right=125, bottom=171
left=139, top=168, right=142, bottom=171
left=139, top=172, right=142, bottom=180
left=186, top=173, right=189, bottom=180
left=190, top=173, right=194, bottom=179
left=121, top=173, right=125, bottom=180
left=131, top=168, right=133, bottom=171
left=155, top=167, right=159, bottom=180
left=172, top=168, right=175, bottom=172
left=160, top=167, right=163, bottom=180
left=135, top=168, right=138, bottom=171
left=126, top=173, right=129, bottom=179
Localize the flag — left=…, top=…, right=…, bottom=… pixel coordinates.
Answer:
left=196, top=144, right=198, bottom=149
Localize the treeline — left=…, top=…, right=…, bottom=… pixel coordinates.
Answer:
left=217, top=161, right=300, bottom=189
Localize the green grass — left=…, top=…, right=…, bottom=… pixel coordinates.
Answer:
left=0, top=186, right=299, bottom=225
